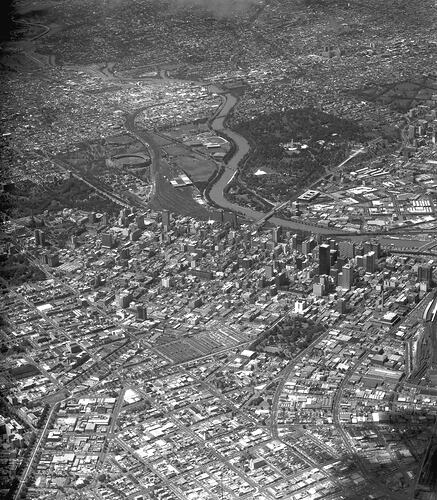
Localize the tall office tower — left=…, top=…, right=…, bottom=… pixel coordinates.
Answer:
left=34, top=229, right=45, bottom=246
left=330, top=249, right=338, bottom=265
left=330, top=267, right=339, bottom=286
left=336, top=257, right=346, bottom=272
left=418, top=264, right=434, bottom=288
left=118, top=292, right=132, bottom=309
left=338, top=241, right=355, bottom=259
left=301, top=237, right=316, bottom=255
left=271, top=226, right=282, bottom=244
left=101, top=232, right=113, bottom=248
left=290, top=234, right=298, bottom=251
left=47, top=254, right=59, bottom=268
left=162, top=210, right=171, bottom=228
left=341, top=264, right=353, bottom=290
left=355, top=255, right=364, bottom=268
left=319, top=274, right=330, bottom=291
left=371, top=242, right=381, bottom=259
left=417, top=296, right=437, bottom=385
left=364, top=251, right=376, bottom=273
left=318, top=243, right=331, bottom=276
left=363, top=240, right=372, bottom=255
left=337, top=298, right=347, bottom=314
left=329, top=239, right=337, bottom=250
left=136, top=304, right=147, bottom=321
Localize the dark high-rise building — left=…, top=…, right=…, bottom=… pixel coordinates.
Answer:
left=101, top=232, right=113, bottom=248
left=364, top=251, right=376, bottom=273
left=318, top=243, right=331, bottom=276
left=47, top=254, right=59, bottom=268
left=130, top=229, right=141, bottom=242
left=136, top=304, right=147, bottom=321
left=363, top=240, right=381, bottom=259
left=418, top=264, right=434, bottom=288
left=136, top=215, right=145, bottom=229
left=371, top=242, right=381, bottom=259
left=34, top=229, right=45, bottom=246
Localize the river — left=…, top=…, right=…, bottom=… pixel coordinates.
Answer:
left=208, top=90, right=344, bottom=235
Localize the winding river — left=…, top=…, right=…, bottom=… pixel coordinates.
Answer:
left=207, top=90, right=344, bottom=235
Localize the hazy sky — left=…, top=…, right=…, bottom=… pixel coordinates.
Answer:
left=170, top=0, right=259, bottom=17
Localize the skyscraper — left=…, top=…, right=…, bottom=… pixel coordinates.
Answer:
left=301, top=238, right=316, bottom=256
left=318, top=243, right=331, bottom=276
left=290, top=234, right=298, bottom=251
left=136, top=304, right=147, bottom=321
left=418, top=264, right=433, bottom=288
left=162, top=210, right=171, bottom=228
left=364, top=251, right=376, bottom=273
left=271, top=226, right=282, bottom=244
left=341, top=264, right=353, bottom=290
left=34, top=229, right=45, bottom=246
left=118, top=292, right=132, bottom=309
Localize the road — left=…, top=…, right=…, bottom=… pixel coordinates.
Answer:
left=270, top=328, right=331, bottom=439
left=14, top=404, right=58, bottom=500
